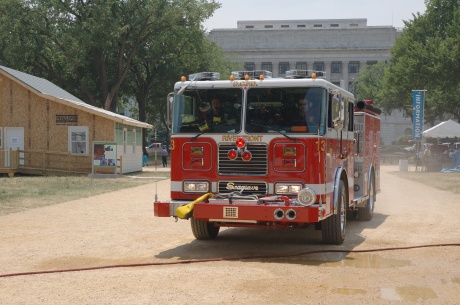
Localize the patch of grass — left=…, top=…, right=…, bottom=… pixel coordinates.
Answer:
left=390, top=171, right=460, bottom=194
left=0, top=171, right=170, bottom=215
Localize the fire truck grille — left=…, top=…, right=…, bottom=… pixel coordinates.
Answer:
left=218, top=143, right=268, bottom=176
left=218, top=181, right=268, bottom=196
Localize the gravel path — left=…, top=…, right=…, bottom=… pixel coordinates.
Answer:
left=1, top=165, right=460, bottom=304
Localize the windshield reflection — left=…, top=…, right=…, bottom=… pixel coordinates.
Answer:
left=172, top=88, right=242, bottom=134
left=172, top=87, right=327, bottom=135
left=245, top=87, right=326, bottom=134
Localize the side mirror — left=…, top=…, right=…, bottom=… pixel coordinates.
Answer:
left=331, top=94, right=344, bottom=131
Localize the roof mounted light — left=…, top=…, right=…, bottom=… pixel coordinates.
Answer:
left=285, top=70, right=326, bottom=79
left=188, top=72, right=220, bottom=81
left=231, top=70, right=272, bottom=80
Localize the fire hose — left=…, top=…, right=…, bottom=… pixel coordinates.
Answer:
left=1, top=243, right=459, bottom=278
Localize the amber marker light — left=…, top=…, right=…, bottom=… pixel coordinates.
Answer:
left=181, top=75, right=186, bottom=82
left=291, top=126, right=307, bottom=132
left=244, top=74, right=249, bottom=80
left=235, top=137, right=246, bottom=149
left=227, top=149, right=238, bottom=160
left=259, top=74, right=264, bottom=80
left=230, top=75, right=235, bottom=81
left=241, top=150, right=252, bottom=161
left=311, top=72, right=317, bottom=79
left=283, top=147, right=296, bottom=156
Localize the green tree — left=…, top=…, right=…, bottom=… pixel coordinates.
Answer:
left=354, top=61, right=387, bottom=107
left=0, top=0, right=221, bottom=114
left=383, top=0, right=460, bottom=125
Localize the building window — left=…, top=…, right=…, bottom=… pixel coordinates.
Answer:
left=349, top=62, right=360, bottom=73
left=68, top=126, right=88, bottom=154
left=265, top=25, right=273, bottom=28
left=296, top=62, right=307, bottom=70
left=245, top=62, right=256, bottom=71
left=261, top=62, right=272, bottom=72
left=366, top=60, right=378, bottom=65
left=348, top=81, right=356, bottom=93
left=279, top=62, right=290, bottom=74
left=313, top=62, right=325, bottom=72
left=245, top=25, right=254, bottom=29
left=403, top=109, right=410, bottom=118
left=331, top=62, right=342, bottom=73
left=297, top=24, right=306, bottom=28
left=330, top=24, right=339, bottom=27
left=350, top=23, right=359, bottom=27
left=281, top=25, right=289, bottom=28
left=332, top=82, right=341, bottom=87
left=314, top=24, right=322, bottom=28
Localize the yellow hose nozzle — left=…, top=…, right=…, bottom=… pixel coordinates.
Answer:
left=176, top=193, right=214, bottom=219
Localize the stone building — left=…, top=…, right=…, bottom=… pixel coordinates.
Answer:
left=208, top=18, right=413, bottom=145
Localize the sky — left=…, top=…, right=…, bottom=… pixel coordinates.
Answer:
left=203, top=0, right=427, bottom=30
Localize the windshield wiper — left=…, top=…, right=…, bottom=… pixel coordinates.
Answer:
left=191, top=132, right=203, bottom=141
left=249, top=123, right=296, bottom=141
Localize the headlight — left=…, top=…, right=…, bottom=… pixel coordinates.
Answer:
left=297, top=188, right=316, bottom=206
left=184, top=181, right=209, bottom=193
left=275, top=183, right=302, bottom=194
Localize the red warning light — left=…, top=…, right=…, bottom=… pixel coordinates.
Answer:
left=241, top=150, right=252, bottom=161
left=227, top=149, right=238, bottom=160
left=236, top=137, right=246, bottom=149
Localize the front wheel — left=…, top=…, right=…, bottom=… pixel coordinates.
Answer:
left=191, top=217, right=220, bottom=240
left=321, top=180, right=346, bottom=245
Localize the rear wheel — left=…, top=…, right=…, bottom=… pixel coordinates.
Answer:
left=191, top=217, right=220, bottom=239
left=358, top=175, right=375, bottom=221
left=322, top=180, right=346, bottom=245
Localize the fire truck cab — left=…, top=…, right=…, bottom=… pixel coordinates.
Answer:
left=154, top=70, right=380, bottom=245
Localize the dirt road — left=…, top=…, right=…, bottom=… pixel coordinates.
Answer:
left=1, top=166, right=460, bottom=304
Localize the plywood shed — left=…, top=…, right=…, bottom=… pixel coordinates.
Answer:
left=0, top=65, right=153, bottom=175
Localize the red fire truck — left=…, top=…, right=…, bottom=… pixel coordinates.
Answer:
left=154, top=70, right=380, bottom=245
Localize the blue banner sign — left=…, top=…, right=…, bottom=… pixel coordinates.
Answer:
left=412, top=90, right=424, bottom=141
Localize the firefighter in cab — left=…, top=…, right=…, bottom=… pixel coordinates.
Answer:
left=198, top=97, right=222, bottom=131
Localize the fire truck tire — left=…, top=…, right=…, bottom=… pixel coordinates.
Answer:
left=191, top=217, right=220, bottom=239
left=321, top=180, right=346, bottom=245
left=358, top=176, right=375, bottom=221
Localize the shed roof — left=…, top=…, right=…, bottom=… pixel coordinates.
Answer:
left=0, top=65, right=152, bottom=129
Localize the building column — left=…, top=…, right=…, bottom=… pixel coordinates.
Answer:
left=324, top=61, right=331, bottom=82
left=341, top=61, right=349, bottom=90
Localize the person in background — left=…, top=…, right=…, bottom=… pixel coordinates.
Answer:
left=449, top=147, right=460, bottom=169
left=142, top=147, right=149, bottom=167
left=161, top=146, right=168, bottom=167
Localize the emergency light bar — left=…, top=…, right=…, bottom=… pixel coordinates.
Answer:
left=188, top=72, right=220, bottom=81
left=285, top=70, right=326, bottom=79
left=231, top=70, right=272, bottom=80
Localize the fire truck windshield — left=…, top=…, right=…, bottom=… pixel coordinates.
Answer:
left=172, top=87, right=327, bottom=135
left=245, top=87, right=327, bottom=134
left=172, top=88, right=243, bottom=134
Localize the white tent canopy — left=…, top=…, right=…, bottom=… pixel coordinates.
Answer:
left=423, top=119, right=460, bottom=138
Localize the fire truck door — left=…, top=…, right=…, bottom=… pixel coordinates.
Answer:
left=326, top=93, right=346, bottom=197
